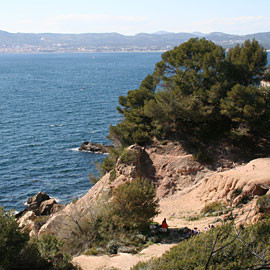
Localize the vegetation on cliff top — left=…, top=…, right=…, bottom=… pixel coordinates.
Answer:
left=109, top=38, right=270, bottom=154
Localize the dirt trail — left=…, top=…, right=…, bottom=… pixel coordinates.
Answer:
left=73, top=243, right=176, bottom=270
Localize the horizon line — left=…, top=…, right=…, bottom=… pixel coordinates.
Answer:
left=1, top=29, right=270, bottom=36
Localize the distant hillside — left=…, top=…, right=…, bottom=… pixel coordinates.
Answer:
left=1, top=30, right=270, bottom=53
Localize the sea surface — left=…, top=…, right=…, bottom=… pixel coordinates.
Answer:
left=0, top=52, right=162, bottom=210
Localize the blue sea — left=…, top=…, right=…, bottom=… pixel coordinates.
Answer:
left=0, top=52, right=162, bottom=210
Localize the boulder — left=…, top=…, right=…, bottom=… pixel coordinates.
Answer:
left=79, top=142, right=111, bottom=153
left=39, top=198, right=57, bottom=215
left=27, top=192, right=50, bottom=205
left=18, top=211, right=36, bottom=228
left=16, top=192, right=63, bottom=219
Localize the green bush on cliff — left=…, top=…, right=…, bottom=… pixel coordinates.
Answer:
left=119, top=148, right=138, bottom=165
left=109, top=38, right=270, bottom=149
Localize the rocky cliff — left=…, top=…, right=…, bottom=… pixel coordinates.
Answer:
left=27, top=141, right=270, bottom=240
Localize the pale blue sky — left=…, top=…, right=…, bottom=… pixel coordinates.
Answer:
left=1, top=0, right=270, bottom=35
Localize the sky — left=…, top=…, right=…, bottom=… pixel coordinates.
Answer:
left=1, top=0, right=270, bottom=35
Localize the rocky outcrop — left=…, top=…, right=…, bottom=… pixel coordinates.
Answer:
left=17, top=192, right=63, bottom=217
left=37, top=143, right=211, bottom=238
left=35, top=141, right=270, bottom=239
left=38, top=173, right=111, bottom=239
left=79, top=142, right=111, bottom=153
left=16, top=192, right=63, bottom=235
left=197, top=158, right=270, bottom=205
left=146, top=142, right=211, bottom=198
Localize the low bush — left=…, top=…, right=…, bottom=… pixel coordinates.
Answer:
left=0, top=207, right=76, bottom=270
left=257, top=194, right=270, bottom=214
left=88, top=173, right=100, bottom=185
left=119, top=149, right=138, bottom=165
left=98, top=147, right=123, bottom=175
left=84, top=247, right=99, bottom=256
left=109, top=169, right=117, bottom=182
left=201, top=201, right=226, bottom=215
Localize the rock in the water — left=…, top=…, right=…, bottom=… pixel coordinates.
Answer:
left=16, top=192, right=62, bottom=218
left=78, top=141, right=111, bottom=153
left=27, top=192, right=50, bottom=205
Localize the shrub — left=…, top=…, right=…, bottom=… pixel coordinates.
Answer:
left=111, top=178, right=159, bottom=231
left=238, top=194, right=252, bottom=205
left=201, top=201, right=226, bottom=215
left=119, top=149, right=138, bottom=165
left=88, top=173, right=100, bottom=185
left=72, top=197, right=78, bottom=204
left=61, top=179, right=159, bottom=255
left=193, top=149, right=213, bottom=163
left=185, top=215, right=200, bottom=221
left=109, top=169, right=117, bottom=182
left=0, top=207, right=76, bottom=270
left=84, top=247, right=99, bottom=256
left=257, top=194, right=270, bottom=214
left=98, top=147, right=122, bottom=175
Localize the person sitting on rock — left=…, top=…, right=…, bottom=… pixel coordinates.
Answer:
left=161, top=218, right=169, bottom=233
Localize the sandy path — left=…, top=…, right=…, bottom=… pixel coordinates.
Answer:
left=73, top=243, right=175, bottom=270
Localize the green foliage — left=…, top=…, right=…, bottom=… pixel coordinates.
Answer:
left=0, top=207, right=31, bottom=269
left=0, top=207, right=76, bottom=270
left=263, top=67, right=270, bottom=82
left=201, top=202, right=226, bottom=215
left=88, top=173, right=100, bottom=185
left=112, top=178, right=159, bottom=231
left=37, top=235, right=74, bottom=270
left=193, top=148, right=213, bottom=163
left=132, top=220, right=270, bottom=270
left=98, top=147, right=122, bottom=175
left=72, top=197, right=79, bottom=204
left=185, top=215, right=200, bottom=221
left=108, top=74, right=156, bottom=146
left=119, top=149, right=138, bottom=165
left=89, top=147, right=123, bottom=185
left=109, top=169, right=117, bottom=182
left=34, top=215, right=50, bottom=228
left=63, top=179, right=159, bottom=255
left=84, top=247, right=99, bottom=256
left=257, top=194, right=270, bottom=213
left=109, top=38, right=269, bottom=153
left=220, top=84, right=266, bottom=124
left=227, top=39, right=267, bottom=86
left=234, top=193, right=252, bottom=206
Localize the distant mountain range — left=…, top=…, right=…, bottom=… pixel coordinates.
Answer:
left=1, top=30, right=270, bottom=53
